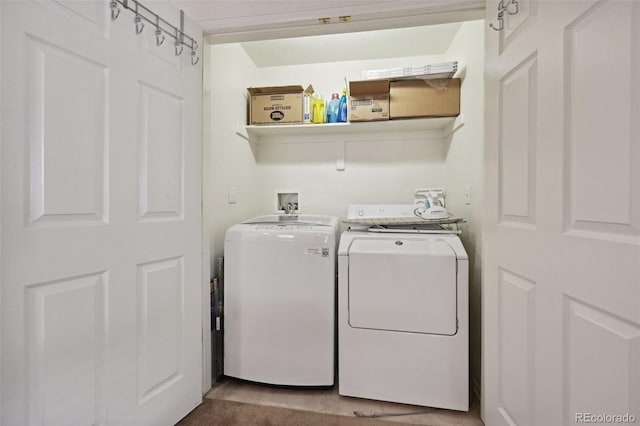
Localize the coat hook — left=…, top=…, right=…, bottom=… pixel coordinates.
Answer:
left=110, top=0, right=120, bottom=21
left=174, top=28, right=184, bottom=56
left=506, top=0, right=519, bottom=15
left=135, top=14, right=144, bottom=34
left=133, top=3, right=144, bottom=34
left=489, top=0, right=506, bottom=31
left=489, top=10, right=504, bottom=31
left=155, top=16, right=164, bottom=45
left=191, top=40, right=199, bottom=65
left=156, top=28, right=164, bottom=45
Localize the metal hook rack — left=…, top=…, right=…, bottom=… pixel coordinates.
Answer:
left=110, top=0, right=199, bottom=65
left=489, top=0, right=519, bottom=31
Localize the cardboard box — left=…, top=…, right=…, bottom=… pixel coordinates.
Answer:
left=348, top=80, right=389, bottom=122
left=390, top=78, right=461, bottom=119
left=248, top=85, right=303, bottom=124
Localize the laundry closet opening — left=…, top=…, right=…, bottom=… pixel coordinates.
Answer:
left=202, top=19, right=485, bottom=399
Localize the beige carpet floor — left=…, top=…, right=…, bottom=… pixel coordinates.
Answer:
left=177, top=379, right=484, bottom=426
left=177, top=399, right=406, bottom=426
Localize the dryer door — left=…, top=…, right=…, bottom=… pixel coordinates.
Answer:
left=348, top=238, right=457, bottom=335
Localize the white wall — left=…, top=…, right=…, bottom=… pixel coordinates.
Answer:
left=442, top=20, right=485, bottom=395
left=256, top=139, right=446, bottom=220
left=204, top=43, right=260, bottom=274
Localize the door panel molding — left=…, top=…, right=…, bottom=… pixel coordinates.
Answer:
left=136, top=257, right=185, bottom=405
left=563, top=296, right=640, bottom=424
left=39, top=0, right=109, bottom=38
left=498, top=268, right=536, bottom=426
left=563, top=0, right=640, bottom=243
left=25, top=34, right=109, bottom=227
left=498, top=51, right=537, bottom=228
left=25, top=271, right=108, bottom=426
left=137, top=82, right=184, bottom=222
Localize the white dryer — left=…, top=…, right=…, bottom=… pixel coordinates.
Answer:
left=224, top=214, right=338, bottom=386
left=338, top=205, right=469, bottom=411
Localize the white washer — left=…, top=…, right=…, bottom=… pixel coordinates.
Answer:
left=224, top=214, right=338, bottom=386
left=338, top=205, right=469, bottom=411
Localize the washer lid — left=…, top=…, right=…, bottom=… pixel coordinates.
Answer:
left=243, top=215, right=336, bottom=226
left=348, top=238, right=457, bottom=335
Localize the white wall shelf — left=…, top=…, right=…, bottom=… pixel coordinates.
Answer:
left=238, top=115, right=464, bottom=144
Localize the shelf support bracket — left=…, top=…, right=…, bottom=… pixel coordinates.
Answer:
left=442, top=113, right=465, bottom=138
left=336, top=140, right=345, bottom=171
left=235, top=123, right=251, bottom=142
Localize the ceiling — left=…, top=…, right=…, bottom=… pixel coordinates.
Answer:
left=239, top=22, right=463, bottom=67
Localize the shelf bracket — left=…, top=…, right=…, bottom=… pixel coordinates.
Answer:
left=235, top=94, right=251, bottom=142
left=235, top=123, right=250, bottom=142
left=442, top=113, right=465, bottom=138
left=336, top=140, right=345, bottom=171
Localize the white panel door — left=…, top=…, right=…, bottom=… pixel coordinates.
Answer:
left=0, top=1, right=203, bottom=425
left=484, top=0, right=640, bottom=425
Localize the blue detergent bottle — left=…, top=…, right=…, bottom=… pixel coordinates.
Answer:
left=327, top=93, right=340, bottom=123
left=338, top=88, right=348, bottom=122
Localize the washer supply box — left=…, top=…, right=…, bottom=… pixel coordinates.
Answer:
left=348, top=80, right=390, bottom=122
left=390, top=78, right=461, bottom=119
left=248, top=85, right=303, bottom=124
